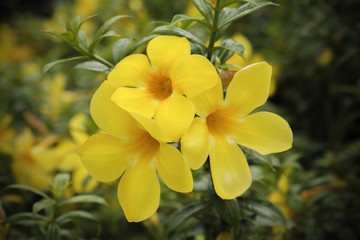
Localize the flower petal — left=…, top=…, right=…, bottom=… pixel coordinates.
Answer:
left=234, top=112, right=293, bottom=155
left=118, top=161, right=160, bottom=222
left=147, top=36, right=190, bottom=73
left=156, top=143, right=193, bottom=193
left=108, top=54, right=151, bottom=87
left=111, top=87, right=156, bottom=118
left=78, top=133, right=130, bottom=182
left=154, top=94, right=195, bottom=142
left=191, top=79, right=223, bottom=117
left=129, top=112, right=171, bottom=143
left=72, top=164, right=99, bottom=193
left=181, top=117, right=211, bottom=170
left=90, top=81, right=138, bottom=139
left=210, top=139, right=252, bottom=199
left=225, top=62, right=271, bottom=116
left=171, top=54, right=219, bottom=98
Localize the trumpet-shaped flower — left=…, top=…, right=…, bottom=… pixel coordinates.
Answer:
left=181, top=62, right=293, bottom=199
left=79, top=81, right=193, bottom=222
left=108, top=35, right=218, bottom=142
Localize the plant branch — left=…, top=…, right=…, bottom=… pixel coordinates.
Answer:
left=206, top=0, right=222, bottom=61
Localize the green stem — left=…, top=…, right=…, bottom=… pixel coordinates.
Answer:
left=76, top=45, right=114, bottom=68
left=207, top=0, right=222, bottom=61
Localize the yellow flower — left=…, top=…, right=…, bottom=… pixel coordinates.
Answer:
left=79, top=81, right=193, bottom=222
left=10, top=129, right=59, bottom=190
left=109, top=35, right=219, bottom=142
left=0, top=115, right=16, bottom=154
left=181, top=62, right=293, bottom=199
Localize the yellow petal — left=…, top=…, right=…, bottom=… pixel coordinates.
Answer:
left=156, top=143, right=193, bottom=193
left=234, top=112, right=293, bottom=155
left=210, top=139, right=252, bottom=199
left=171, top=54, right=219, bottom=98
left=129, top=112, right=170, bottom=143
left=181, top=117, right=211, bottom=170
left=154, top=94, right=195, bottom=142
left=118, top=161, right=160, bottom=222
left=78, top=133, right=130, bottom=182
left=147, top=36, right=190, bottom=73
left=191, top=79, right=223, bottom=117
left=111, top=87, right=156, bottom=118
left=226, top=62, right=271, bottom=116
left=90, top=81, right=138, bottom=139
left=108, top=54, right=151, bottom=87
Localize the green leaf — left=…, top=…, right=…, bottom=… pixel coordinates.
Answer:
left=170, top=14, right=209, bottom=28
left=6, top=212, right=48, bottom=223
left=52, top=173, right=70, bottom=200
left=59, top=195, right=108, bottom=207
left=221, top=0, right=244, bottom=8
left=128, top=34, right=159, bottom=54
left=56, top=211, right=98, bottom=225
left=5, top=184, right=50, bottom=200
left=214, top=39, right=245, bottom=64
left=213, top=198, right=240, bottom=226
left=43, top=56, right=88, bottom=74
left=239, top=197, right=290, bottom=227
left=112, top=38, right=133, bottom=63
left=89, top=30, right=121, bottom=54
left=78, top=30, right=88, bottom=49
left=163, top=202, right=209, bottom=235
left=74, top=61, right=109, bottom=73
left=70, top=16, right=81, bottom=33
left=192, top=0, right=214, bottom=23
left=242, top=147, right=277, bottom=170
left=43, top=30, right=74, bottom=45
left=33, top=199, right=56, bottom=217
left=59, top=32, right=75, bottom=45
left=46, top=224, right=61, bottom=240
left=218, top=0, right=275, bottom=29
left=152, top=25, right=206, bottom=48
left=93, top=15, right=130, bottom=40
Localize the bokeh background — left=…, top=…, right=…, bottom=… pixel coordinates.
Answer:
left=0, top=0, right=359, bottom=239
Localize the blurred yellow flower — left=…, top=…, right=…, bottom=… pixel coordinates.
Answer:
left=109, top=35, right=218, bottom=141
left=74, top=0, right=99, bottom=17
left=223, top=34, right=280, bottom=96
left=9, top=129, right=59, bottom=190
left=79, top=81, right=193, bottom=222
left=0, top=24, right=33, bottom=64
left=57, top=114, right=98, bottom=194
left=181, top=62, right=293, bottom=199
left=316, top=48, right=334, bottom=66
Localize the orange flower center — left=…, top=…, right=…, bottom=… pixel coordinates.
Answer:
left=147, top=73, right=173, bottom=100
left=206, top=107, right=239, bottom=138
left=127, top=130, right=160, bottom=164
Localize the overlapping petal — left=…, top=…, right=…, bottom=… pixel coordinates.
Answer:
left=108, top=54, right=151, bottom=88
left=118, top=161, right=160, bottom=222
left=226, top=62, right=272, bottom=116
left=147, top=36, right=191, bottom=73
left=111, top=87, right=156, bottom=118
left=90, top=81, right=138, bottom=139
left=181, top=117, right=211, bottom=170
left=209, top=138, right=252, bottom=199
left=153, top=94, right=195, bottom=142
left=129, top=112, right=170, bottom=143
left=78, top=133, right=130, bottom=182
left=233, top=112, right=293, bottom=155
left=191, top=79, right=223, bottom=117
left=171, top=55, right=219, bottom=98
left=156, top=143, right=193, bottom=193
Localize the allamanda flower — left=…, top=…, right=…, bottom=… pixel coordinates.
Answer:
left=181, top=62, right=293, bottom=199
left=109, top=35, right=218, bottom=142
left=79, top=81, right=193, bottom=222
